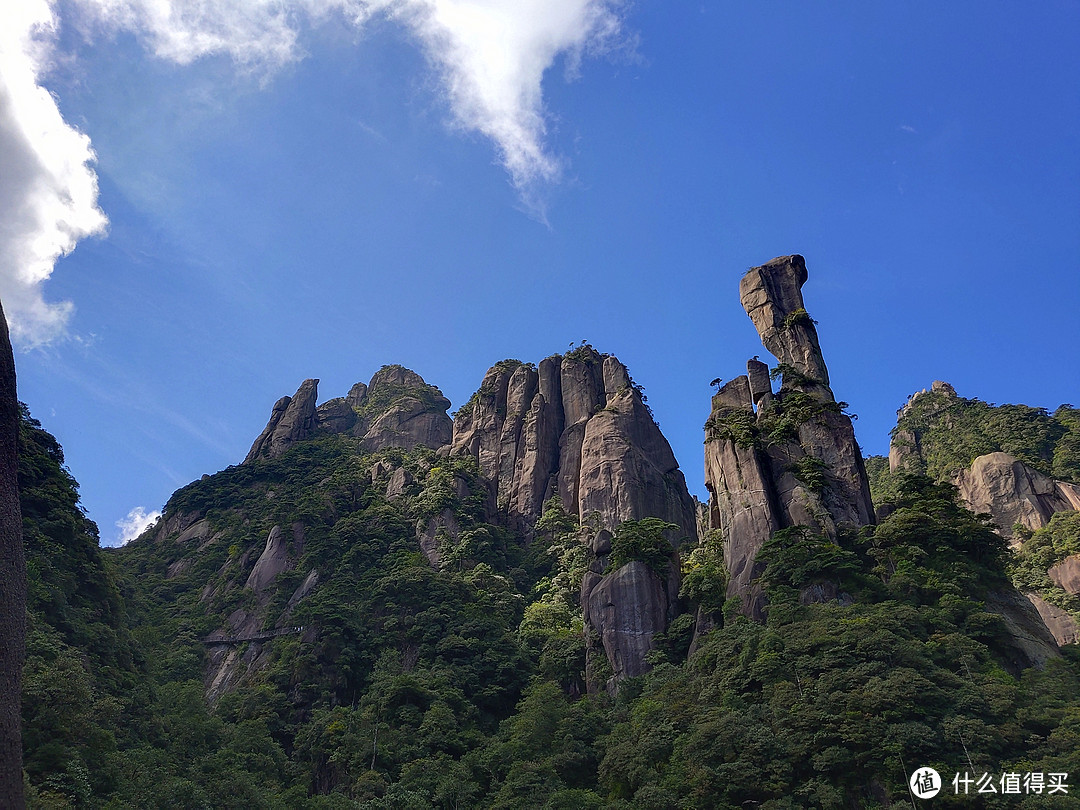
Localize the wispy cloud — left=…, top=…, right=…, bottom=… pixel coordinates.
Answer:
left=0, top=0, right=625, bottom=345
left=114, top=504, right=161, bottom=546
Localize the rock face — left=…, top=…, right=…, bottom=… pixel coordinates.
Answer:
left=246, top=526, right=289, bottom=594
left=246, top=379, right=319, bottom=462
left=739, top=255, right=831, bottom=398
left=586, top=562, right=668, bottom=680
left=983, top=590, right=1061, bottom=671
left=452, top=352, right=697, bottom=540
left=954, top=452, right=1080, bottom=544
left=1025, top=592, right=1080, bottom=647
left=244, top=367, right=453, bottom=463
left=1048, top=555, right=1080, bottom=596
left=704, top=256, right=875, bottom=619
left=452, top=351, right=699, bottom=686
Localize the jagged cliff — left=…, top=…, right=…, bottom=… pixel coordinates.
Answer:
left=703, top=255, right=874, bottom=618
left=450, top=351, right=696, bottom=539
left=139, top=349, right=701, bottom=695
left=451, top=349, right=699, bottom=685
left=30, top=250, right=1080, bottom=808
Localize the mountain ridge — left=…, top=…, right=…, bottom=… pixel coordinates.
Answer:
left=19, top=254, right=1080, bottom=807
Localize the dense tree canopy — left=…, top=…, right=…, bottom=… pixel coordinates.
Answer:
left=18, top=410, right=1080, bottom=808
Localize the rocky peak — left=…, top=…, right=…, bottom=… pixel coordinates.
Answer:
left=245, top=379, right=319, bottom=462
left=738, top=254, right=831, bottom=398
left=452, top=349, right=698, bottom=687
left=346, top=382, right=368, bottom=409
left=451, top=350, right=696, bottom=540
left=705, top=256, right=874, bottom=618
left=357, top=365, right=453, bottom=453
left=244, top=367, right=453, bottom=463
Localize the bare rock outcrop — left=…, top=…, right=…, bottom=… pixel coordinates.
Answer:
left=245, top=379, right=319, bottom=462
left=452, top=350, right=698, bottom=684
left=586, top=561, right=668, bottom=682
left=954, top=452, right=1080, bottom=544
left=244, top=367, right=453, bottom=463
left=349, top=367, right=452, bottom=452
left=452, top=352, right=696, bottom=540
left=245, top=525, right=289, bottom=594
left=1048, top=555, right=1080, bottom=595
left=705, top=257, right=875, bottom=619
left=739, top=254, right=831, bottom=397
left=418, top=509, right=459, bottom=567
left=1024, top=592, right=1080, bottom=646
left=984, top=589, right=1061, bottom=670
left=315, top=398, right=357, bottom=434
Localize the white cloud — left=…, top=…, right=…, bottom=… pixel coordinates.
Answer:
left=114, top=505, right=161, bottom=545
left=0, top=0, right=625, bottom=344
left=71, top=0, right=626, bottom=189
left=0, top=0, right=108, bottom=347
left=387, top=0, right=625, bottom=193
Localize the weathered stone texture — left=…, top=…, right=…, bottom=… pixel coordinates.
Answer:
left=955, top=452, right=1080, bottom=544
left=587, top=562, right=668, bottom=682
left=1024, top=592, right=1080, bottom=647
left=704, top=257, right=874, bottom=620
left=1048, top=555, right=1080, bottom=596
left=246, top=525, right=289, bottom=594
left=739, top=254, right=830, bottom=394
left=244, top=368, right=452, bottom=463
left=451, top=351, right=699, bottom=684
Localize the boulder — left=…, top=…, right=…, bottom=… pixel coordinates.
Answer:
left=746, top=358, right=772, bottom=407
left=954, top=453, right=1080, bottom=543
left=315, top=397, right=357, bottom=434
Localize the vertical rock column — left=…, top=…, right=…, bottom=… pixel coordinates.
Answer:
left=452, top=351, right=700, bottom=686
left=705, top=255, right=874, bottom=618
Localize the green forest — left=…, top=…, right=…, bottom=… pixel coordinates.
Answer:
left=19, top=394, right=1080, bottom=808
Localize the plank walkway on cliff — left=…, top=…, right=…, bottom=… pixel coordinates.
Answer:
left=202, top=626, right=304, bottom=646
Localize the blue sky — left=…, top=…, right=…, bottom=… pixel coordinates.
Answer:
left=4, top=1, right=1078, bottom=545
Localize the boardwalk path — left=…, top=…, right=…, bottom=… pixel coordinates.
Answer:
left=202, top=626, right=304, bottom=646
